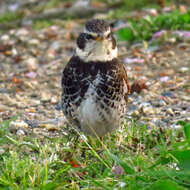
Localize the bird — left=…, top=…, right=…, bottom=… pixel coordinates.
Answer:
left=61, top=19, right=130, bottom=137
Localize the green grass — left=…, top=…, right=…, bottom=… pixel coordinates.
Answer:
left=0, top=11, right=23, bottom=24
left=117, top=10, right=190, bottom=43
left=0, top=117, right=190, bottom=189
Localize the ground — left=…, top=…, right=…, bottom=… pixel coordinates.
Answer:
left=0, top=23, right=189, bottom=136
left=0, top=2, right=190, bottom=189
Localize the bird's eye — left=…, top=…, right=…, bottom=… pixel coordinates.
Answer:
left=85, top=34, right=94, bottom=40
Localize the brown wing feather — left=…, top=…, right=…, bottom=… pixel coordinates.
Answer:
left=118, top=63, right=130, bottom=103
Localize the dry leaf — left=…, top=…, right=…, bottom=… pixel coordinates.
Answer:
left=12, top=76, right=21, bottom=84
left=131, top=80, right=147, bottom=94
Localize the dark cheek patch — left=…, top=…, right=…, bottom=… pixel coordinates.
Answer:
left=77, top=33, right=86, bottom=50
left=111, top=36, right=116, bottom=49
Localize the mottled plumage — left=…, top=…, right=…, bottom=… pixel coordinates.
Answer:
left=61, top=19, right=130, bottom=136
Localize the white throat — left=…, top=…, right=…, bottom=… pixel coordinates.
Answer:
left=76, top=40, right=118, bottom=62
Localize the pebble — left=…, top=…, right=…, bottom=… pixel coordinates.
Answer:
left=40, top=123, right=60, bottom=131
left=168, top=50, right=175, bottom=56
left=128, top=104, right=137, bottom=112
left=41, top=92, right=51, bottom=102
left=170, top=124, right=182, bottom=129
left=179, top=67, right=189, bottom=73
left=55, top=104, right=61, bottom=111
left=142, top=106, right=155, bottom=115
left=29, top=39, right=40, bottom=46
left=152, top=119, right=166, bottom=127
left=12, top=48, right=18, bottom=56
left=161, top=91, right=174, bottom=98
left=166, top=108, right=174, bottom=116
left=46, top=49, right=57, bottom=59
left=16, top=28, right=29, bottom=36
left=9, top=120, right=29, bottom=129
left=0, top=104, right=9, bottom=112
left=160, top=76, right=170, bottom=82
left=50, top=41, right=61, bottom=51
left=25, top=57, right=39, bottom=71
left=0, top=21, right=189, bottom=139
left=16, top=129, right=25, bottom=136
left=152, top=99, right=167, bottom=107
left=1, top=34, right=10, bottom=41
left=51, top=97, right=57, bottom=104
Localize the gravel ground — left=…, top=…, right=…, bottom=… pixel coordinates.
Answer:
left=0, top=23, right=189, bottom=137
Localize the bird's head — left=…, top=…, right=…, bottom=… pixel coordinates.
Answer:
left=76, top=19, right=118, bottom=62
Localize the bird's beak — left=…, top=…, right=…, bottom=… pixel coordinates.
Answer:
left=95, top=34, right=104, bottom=41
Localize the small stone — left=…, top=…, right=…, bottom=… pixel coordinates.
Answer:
left=40, top=123, right=59, bottom=131
left=25, top=57, right=38, bottom=71
left=166, top=108, right=174, bottom=115
left=171, top=124, right=182, bottom=129
left=1, top=34, right=10, bottom=41
left=51, top=97, right=57, bottom=104
left=10, top=120, right=29, bottom=129
left=160, top=76, right=170, bottom=82
left=161, top=91, right=174, bottom=98
left=152, top=119, right=166, bottom=127
left=0, top=104, right=9, bottom=112
left=168, top=38, right=176, bottom=43
left=142, top=107, right=155, bottom=115
left=25, top=71, right=37, bottom=78
left=46, top=49, right=56, bottom=59
left=29, top=39, right=40, bottom=46
left=12, top=48, right=18, bottom=56
left=168, top=51, right=175, bottom=56
left=16, top=129, right=25, bottom=136
left=128, top=104, right=137, bottom=111
left=16, top=28, right=29, bottom=36
left=179, top=67, right=189, bottom=73
left=55, top=104, right=61, bottom=110
left=50, top=41, right=61, bottom=51
left=41, top=92, right=51, bottom=102
left=152, top=99, right=167, bottom=107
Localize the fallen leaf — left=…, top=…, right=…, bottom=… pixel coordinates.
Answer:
left=12, top=76, right=21, bottom=84
left=3, top=50, right=12, bottom=56
left=13, top=55, right=22, bottom=63
left=63, top=2, right=72, bottom=8
left=131, top=80, right=147, bottom=94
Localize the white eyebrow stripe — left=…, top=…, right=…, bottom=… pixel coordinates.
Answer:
left=84, top=28, right=111, bottom=37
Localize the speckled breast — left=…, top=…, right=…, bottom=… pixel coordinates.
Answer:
left=61, top=56, right=128, bottom=136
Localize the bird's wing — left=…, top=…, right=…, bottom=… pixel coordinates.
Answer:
left=119, top=63, right=130, bottom=97
left=61, top=56, right=91, bottom=125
